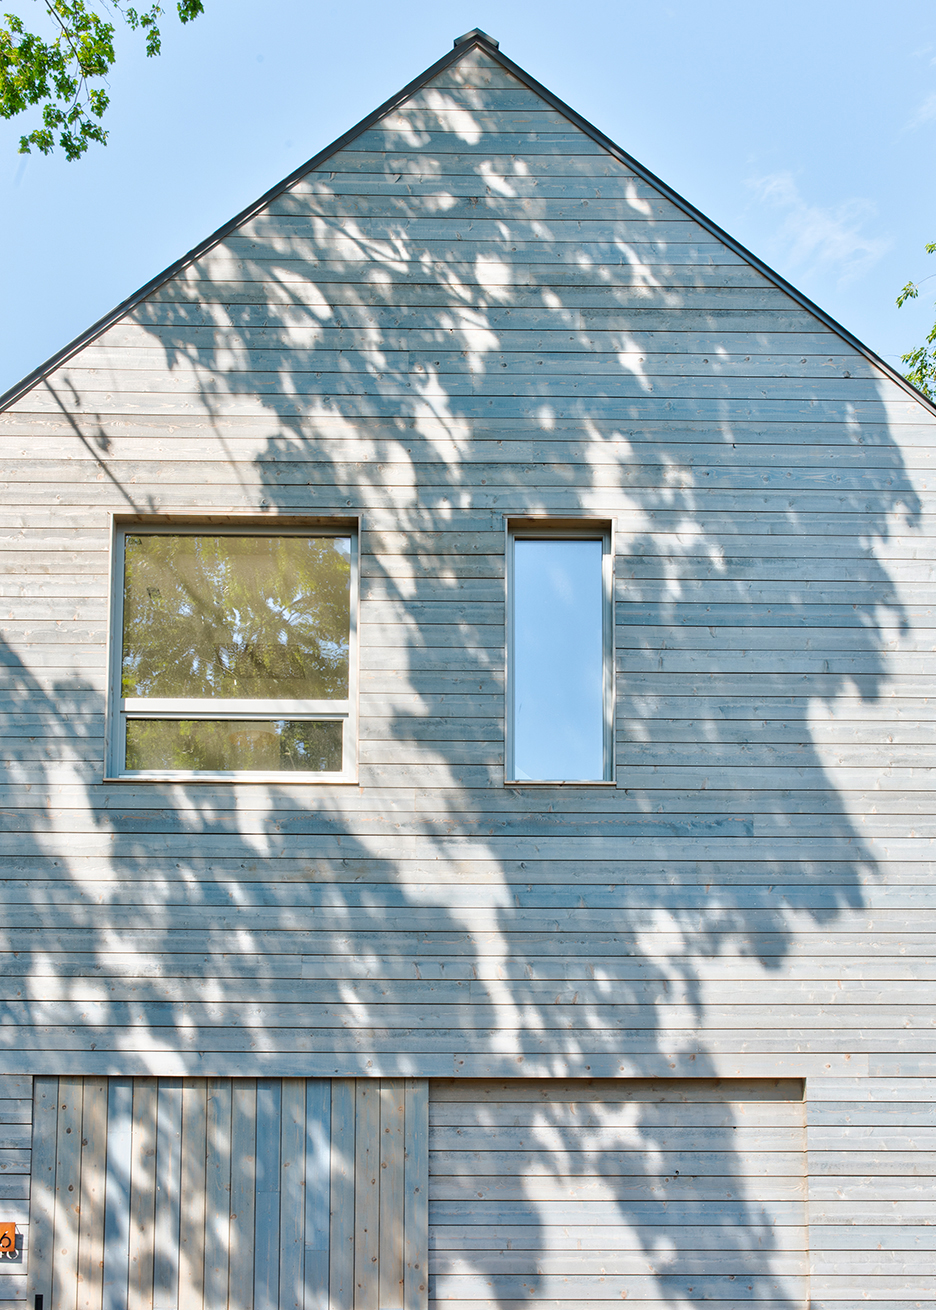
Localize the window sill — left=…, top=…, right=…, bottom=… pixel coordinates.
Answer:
left=504, top=779, right=618, bottom=788
left=102, top=774, right=360, bottom=785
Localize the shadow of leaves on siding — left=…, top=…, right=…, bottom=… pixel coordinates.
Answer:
left=0, top=51, right=928, bottom=1310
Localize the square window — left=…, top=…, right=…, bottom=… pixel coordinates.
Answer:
left=507, top=522, right=614, bottom=783
left=108, top=525, right=357, bottom=781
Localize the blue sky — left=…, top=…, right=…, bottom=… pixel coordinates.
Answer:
left=512, top=538, right=606, bottom=781
left=2, top=0, right=936, bottom=396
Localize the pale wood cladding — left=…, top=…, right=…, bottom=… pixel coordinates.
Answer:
left=428, top=1079, right=808, bottom=1310
left=0, top=1076, right=31, bottom=1308
left=10, top=1072, right=936, bottom=1309
left=0, top=37, right=934, bottom=1310
left=26, top=1076, right=428, bottom=1310
left=805, top=1077, right=936, bottom=1307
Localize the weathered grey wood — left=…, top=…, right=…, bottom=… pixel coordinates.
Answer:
left=288, top=169, right=658, bottom=196
left=278, top=1079, right=306, bottom=1310
left=152, top=1080, right=182, bottom=1310
left=19, top=426, right=932, bottom=478
left=228, top=1080, right=256, bottom=1310
left=302, top=1080, right=329, bottom=1310
left=435, top=1146, right=807, bottom=1175
left=403, top=1080, right=428, bottom=1310
left=21, top=388, right=915, bottom=428
left=101, top=1079, right=133, bottom=1310
left=328, top=1081, right=355, bottom=1310
left=0, top=1050, right=871, bottom=1081
left=254, top=1079, right=281, bottom=1310
left=37, top=367, right=904, bottom=408
left=76, top=1078, right=107, bottom=1310
left=424, top=56, right=577, bottom=92
left=430, top=1269, right=807, bottom=1299
left=259, top=186, right=697, bottom=221
left=0, top=927, right=929, bottom=967
left=430, top=1123, right=808, bottom=1149
left=63, top=295, right=847, bottom=340
left=51, top=1077, right=84, bottom=1310
left=430, top=1250, right=809, bottom=1275
left=128, top=1079, right=157, bottom=1310
left=178, top=1079, right=207, bottom=1310
left=204, top=1078, right=232, bottom=1310
left=19, top=407, right=924, bottom=445
left=809, top=1225, right=936, bottom=1250
left=9, top=997, right=936, bottom=1035
left=429, top=1222, right=809, bottom=1250
left=378, top=1080, right=405, bottom=1310
left=353, top=1082, right=380, bottom=1310
left=27, top=1077, right=58, bottom=1310
left=427, top=1078, right=805, bottom=1310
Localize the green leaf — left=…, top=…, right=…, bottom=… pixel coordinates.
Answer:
left=1, top=0, right=204, bottom=159
left=897, top=242, right=936, bottom=398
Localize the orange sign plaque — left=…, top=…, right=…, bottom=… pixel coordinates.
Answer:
left=0, top=1224, right=15, bottom=1253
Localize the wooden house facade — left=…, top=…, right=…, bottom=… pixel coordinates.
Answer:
left=0, top=27, right=933, bottom=1310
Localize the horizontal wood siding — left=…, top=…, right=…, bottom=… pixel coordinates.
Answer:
left=428, top=1078, right=807, bottom=1309
left=806, top=1076, right=936, bottom=1308
left=2, top=45, right=931, bottom=1070
left=0, top=37, right=933, bottom=1310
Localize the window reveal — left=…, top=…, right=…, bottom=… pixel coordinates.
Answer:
left=508, top=526, right=613, bottom=783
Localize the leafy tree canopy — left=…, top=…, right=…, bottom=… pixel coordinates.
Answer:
left=897, top=241, right=936, bottom=400
left=0, top=0, right=204, bottom=161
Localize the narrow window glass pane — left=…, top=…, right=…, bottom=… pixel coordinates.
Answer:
left=125, top=719, right=343, bottom=772
left=513, top=538, right=605, bottom=781
left=122, top=535, right=351, bottom=700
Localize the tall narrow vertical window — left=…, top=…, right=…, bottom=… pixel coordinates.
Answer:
left=508, top=523, right=613, bottom=782
left=108, top=525, right=357, bottom=781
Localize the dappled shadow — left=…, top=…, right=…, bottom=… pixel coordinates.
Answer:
left=1, top=42, right=927, bottom=1310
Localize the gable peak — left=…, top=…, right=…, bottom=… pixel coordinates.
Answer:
left=454, top=28, right=499, bottom=48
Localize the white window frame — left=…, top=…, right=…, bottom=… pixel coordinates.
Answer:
left=106, top=520, right=359, bottom=783
left=506, top=518, right=615, bottom=785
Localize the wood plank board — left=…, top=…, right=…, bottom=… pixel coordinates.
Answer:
left=378, top=1080, right=405, bottom=1310
left=27, top=1077, right=58, bottom=1310
left=228, top=1079, right=256, bottom=1310
left=203, top=1078, right=232, bottom=1310
left=178, top=1079, right=207, bottom=1310
left=254, top=1078, right=281, bottom=1310
left=76, top=1078, right=107, bottom=1310
left=128, top=1079, right=157, bottom=1310
left=101, top=1079, right=134, bottom=1310
left=328, top=1080, right=355, bottom=1310
left=152, top=1080, right=182, bottom=1310
left=278, top=1078, right=306, bottom=1310
left=303, top=1080, right=330, bottom=1310
left=353, top=1081, right=379, bottom=1310
left=51, top=1078, right=84, bottom=1310
left=404, top=1080, right=429, bottom=1310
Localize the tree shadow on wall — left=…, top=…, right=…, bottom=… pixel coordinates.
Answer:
left=4, top=77, right=928, bottom=1310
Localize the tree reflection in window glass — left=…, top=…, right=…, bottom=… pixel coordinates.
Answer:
left=121, top=534, right=351, bottom=700
left=125, top=719, right=343, bottom=772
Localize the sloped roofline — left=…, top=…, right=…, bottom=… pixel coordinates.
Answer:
left=2, top=30, right=933, bottom=415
